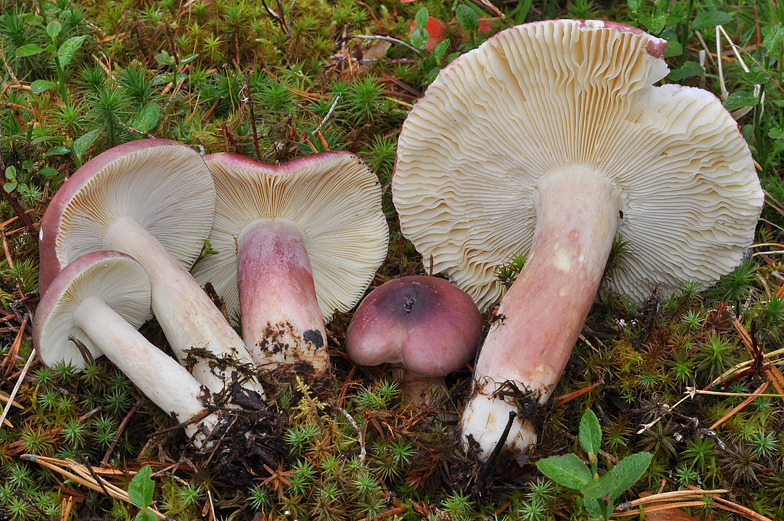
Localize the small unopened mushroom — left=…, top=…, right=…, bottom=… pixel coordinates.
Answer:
left=392, top=20, right=763, bottom=459
left=34, top=251, right=220, bottom=447
left=191, top=152, right=388, bottom=379
left=39, top=140, right=263, bottom=398
left=345, top=276, right=482, bottom=403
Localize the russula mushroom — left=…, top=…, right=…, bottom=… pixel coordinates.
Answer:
left=392, top=20, right=763, bottom=459
left=191, top=152, right=388, bottom=378
left=39, top=140, right=264, bottom=398
left=34, top=251, right=220, bottom=446
left=345, top=276, right=482, bottom=403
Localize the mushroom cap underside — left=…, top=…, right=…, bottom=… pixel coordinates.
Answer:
left=392, top=19, right=763, bottom=311
left=192, top=152, right=389, bottom=322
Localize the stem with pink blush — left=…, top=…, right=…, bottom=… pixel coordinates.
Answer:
left=104, top=216, right=264, bottom=398
left=238, top=218, right=329, bottom=375
left=460, top=166, right=622, bottom=459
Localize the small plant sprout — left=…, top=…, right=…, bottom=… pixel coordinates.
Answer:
left=38, top=140, right=264, bottom=398
left=393, top=20, right=762, bottom=459
left=536, top=410, right=652, bottom=521
left=191, top=152, right=387, bottom=379
left=128, top=466, right=156, bottom=521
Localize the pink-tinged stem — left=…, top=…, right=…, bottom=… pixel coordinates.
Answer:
left=238, top=218, right=329, bottom=375
left=104, top=217, right=265, bottom=398
left=461, top=167, right=622, bottom=459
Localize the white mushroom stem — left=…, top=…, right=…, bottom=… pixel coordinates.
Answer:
left=390, top=364, right=446, bottom=405
left=237, top=218, right=329, bottom=375
left=73, top=296, right=220, bottom=446
left=461, top=167, right=621, bottom=459
left=104, top=216, right=264, bottom=397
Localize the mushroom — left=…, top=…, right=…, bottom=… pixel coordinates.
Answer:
left=345, top=276, right=482, bottom=404
left=39, top=140, right=264, bottom=398
left=34, top=251, right=221, bottom=447
left=191, top=152, right=388, bottom=379
left=391, top=20, right=763, bottom=459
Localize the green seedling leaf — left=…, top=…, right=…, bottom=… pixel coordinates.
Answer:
left=410, top=27, right=429, bottom=50
left=31, top=80, right=58, bottom=94
left=584, top=498, right=604, bottom=520
left=39, top=167, right=59, bottom=178
left=742, top=65, right=770, bottom=85
left=763, top=24, right=784, bottom=53
left=135, top=510, right=157, bottom=521
left=155, top=52, right=174, bottom=65
left=128, top=465, right=154, bottom=508
left=660, top=30, right=682, bottom=57
left=668, top=61, right=704, bottom=81
left=433, top=39, right=450, bottom=62
left=57, top=35, right=86, bottom=68
left=608, top=452, right=652, bottom=500
left=769, top=127, right=784, bottom=141
left=691, top=11, right=733, bottom=31
left=46, top=146, right=71, bottom=157
left=456, top=4, right=479, bottom=31
left=179, top=53, right=199, bottom=65
left=46, top=20, right=62, bottom=39
left=415, top=7, right=429, bottom=29
left=581, top=470, right=615, bottom=500
left=5, top=166, right=17, bottom=181
left=536, top=454, right=593, bottom=489
left=579, top=410, right=602, bottom=457
left=73, top=129, right=101, bottom=160
left=3, top=181, right=18, bottom=193
left=637, top=12, right=666, bottom=34
left=723, top=90, right=759, bottom=111
left=627, top=0, right=641, bottom=12
left=16, top=44, right=45, bottom=57
left=131, top=103, right=161, bottom=132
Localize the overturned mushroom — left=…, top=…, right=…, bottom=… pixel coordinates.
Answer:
left=39, top=140, right=264, bottom=398
left=392, top=20, right=763, bottom=459
left=345, top=276, right=482, bottom=403
left=34, top=251, right=221, bottom=447
left=192, top=152, right=388, bottom=379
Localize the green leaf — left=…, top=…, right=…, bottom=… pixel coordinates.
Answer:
left=742, top=65, right=770, bottom=85
left=155, top=52, right=174, bottom=65
left=131, top=103, right=161, bottom=132
left=5, top=166, right=17, bottom=180
left=638, top=12, right=666, bottom=34
left=30, top=80, right=58, bottom=94
left=692, top=11, right=733, bottom=31
left=456, top=4, right=479, bottom=31
left=432, top=39, right=450, bottom=62
left=608, top=452, right=652, bottom=500
left=16, top=44, right=45, bottom=58
left=579, top=410, right=602, bottom=457
left=128, top=466, right=154, bottom=508
left=57, top=35, right=86, bottom=69
left=769, top=127, right=784, bottom=141
left=410, top=27, right=429, bottom=50
left=660, top=30, right=682, bottom=57
left=45, top=146, right=71, bottom=157
left=763, top=24, right=784, bottom=53
left=723, top=90, right=759, bottom=111
left=536, top=454, right=593, bottom=490
left=415, top=7, right=429, bottom=30
left=668, top=61, right=704, bottom=81
left=581, top=469, right=615, bottom=499
left=72, top=129, right=101, bottom=159
left=584, top=498, right=604, bottom=519
left=38, top=167, right=58, bottom=178
left=135, top=509, right=158, bottom=521
left=627, top=0, right=641, bottom=12
left=46, top=20, right=62, bottom=39
left=179, top=53, right=199, bottom=65
left=3, top=181, right=18, bottom=193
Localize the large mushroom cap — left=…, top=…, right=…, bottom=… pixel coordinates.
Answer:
left=39, top=139, right=215, bottom=293
left=192, top=152, right=389, bottom=321
left=34, top=250, right=150, bottom=369
left=345, top=276, right=482, bottom=376
left=392, top=19, right=763, bottom=310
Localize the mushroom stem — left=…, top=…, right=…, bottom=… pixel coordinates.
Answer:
left=461, top=166, right=621, bottom=459
left=237, top=218, right=329, bottom=375
left=390, top=364, right=446, bottom=405
left=73, top=296, right=219, bottom=446
left=104, top=216, right=264, bottom=397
